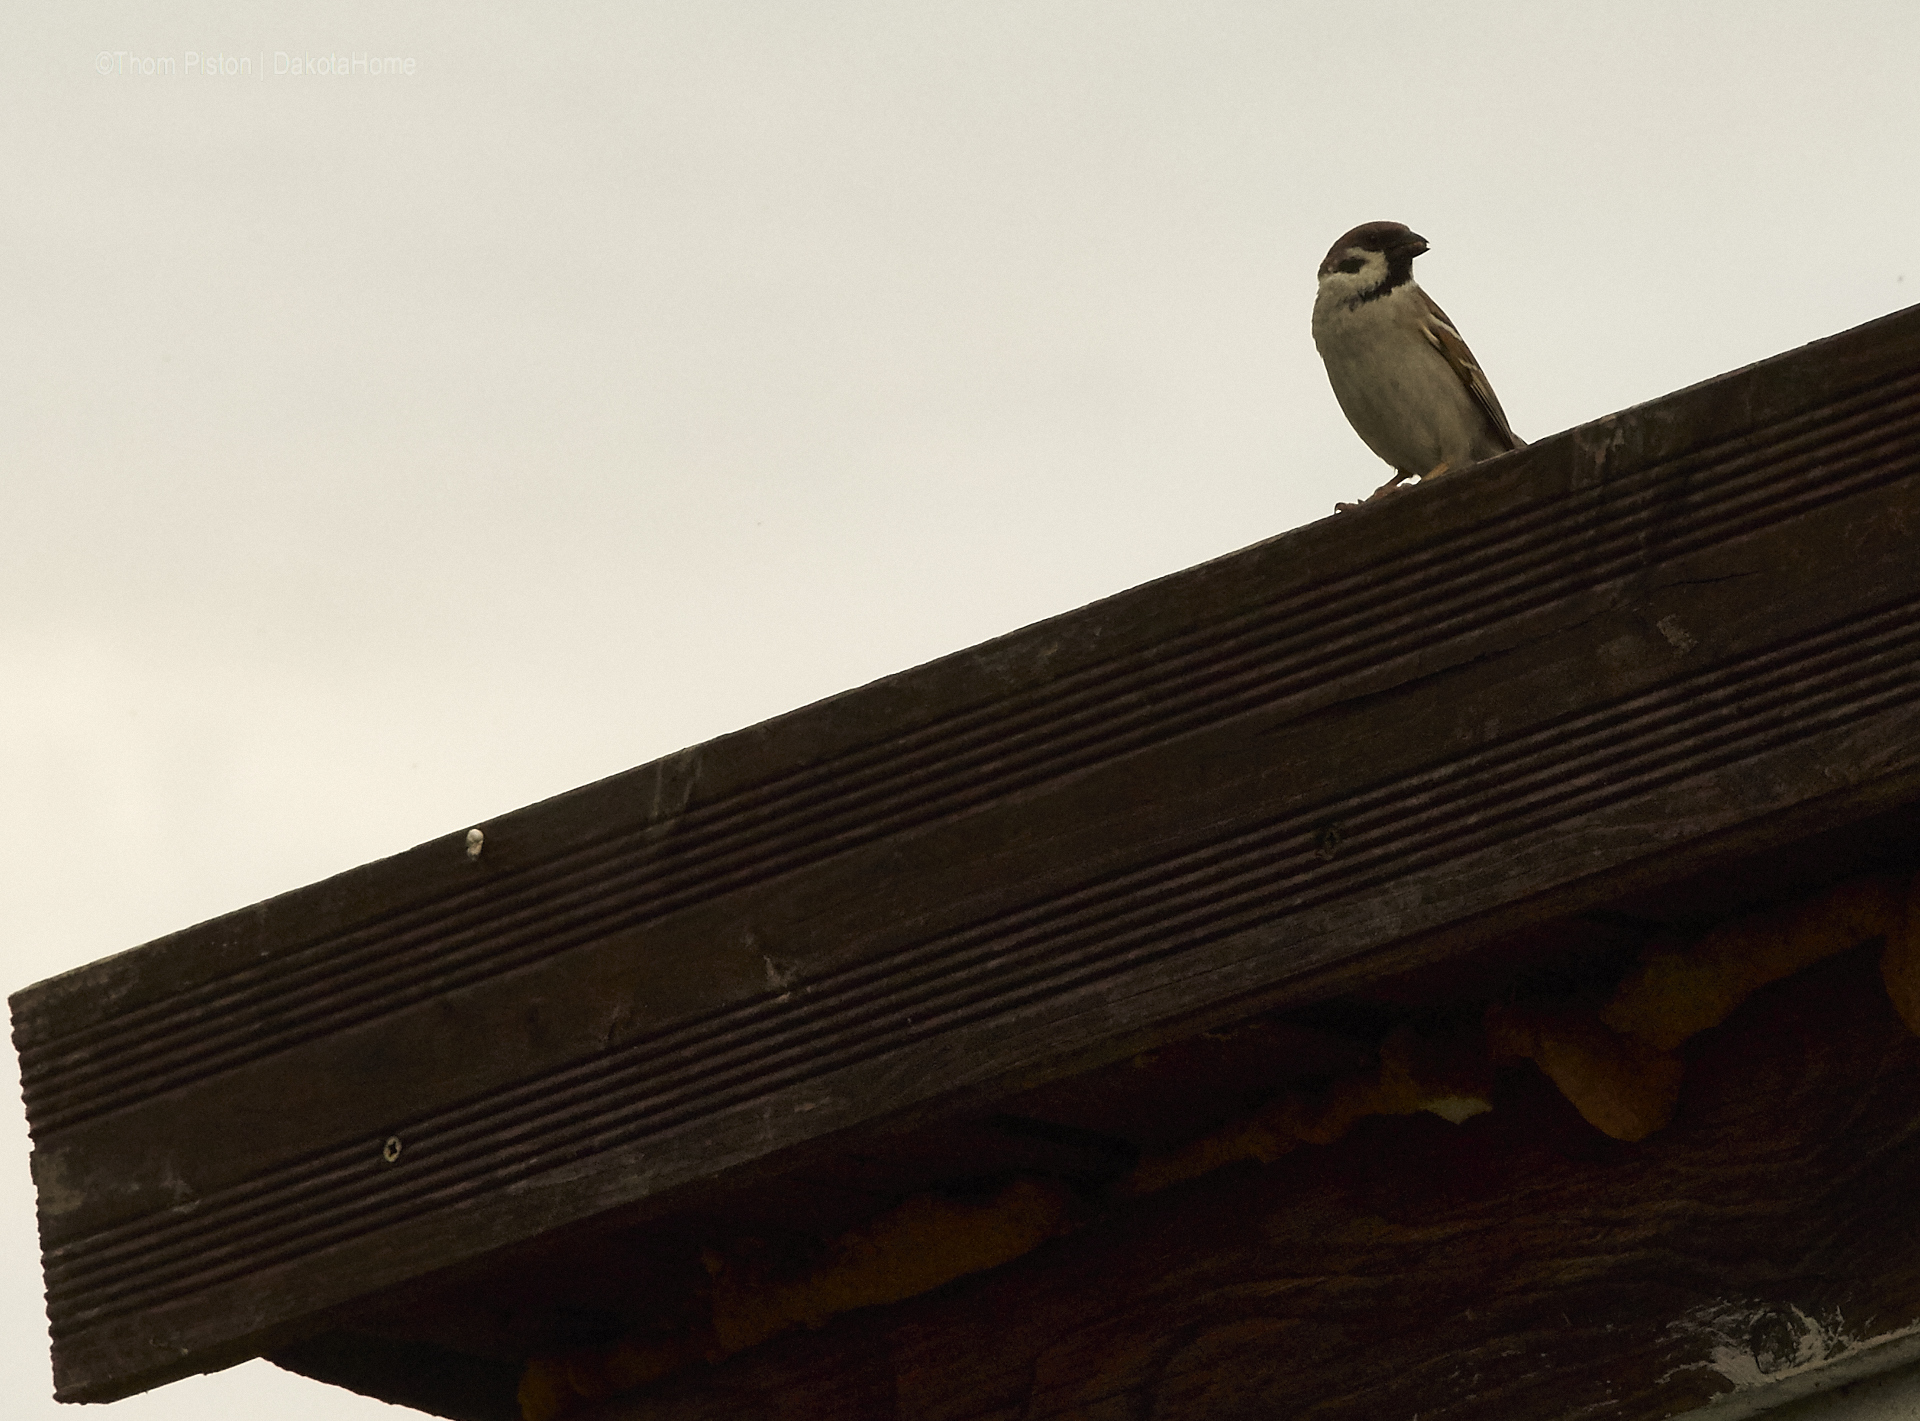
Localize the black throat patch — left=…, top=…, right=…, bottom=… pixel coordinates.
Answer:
left=1347, top=247, right=1419, bottom=308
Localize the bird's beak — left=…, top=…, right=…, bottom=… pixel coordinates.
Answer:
left=1400, top=232, right=1430, bottom=258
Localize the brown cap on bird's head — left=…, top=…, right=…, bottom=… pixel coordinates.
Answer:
left=1319, top=222, right=1428, bottom=276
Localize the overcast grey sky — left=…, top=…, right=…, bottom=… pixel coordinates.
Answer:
left=5, top=4, right=1918, bottom=1416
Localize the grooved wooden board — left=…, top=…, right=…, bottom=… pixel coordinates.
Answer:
left=13, top=302, right=1920, bottom=1404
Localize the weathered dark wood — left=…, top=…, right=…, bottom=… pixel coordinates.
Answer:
left=572, top=946, right=1920, bottom=1421
left=268, top=1333, right=524, bottom=1421
left=13, top=302, right=1920, bottom=1403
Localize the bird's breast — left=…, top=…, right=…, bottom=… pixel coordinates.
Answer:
left=1313, top=288, right=1495, bottom=474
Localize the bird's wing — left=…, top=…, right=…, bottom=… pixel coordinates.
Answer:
left=1418, top=292, right=1525, bottom=451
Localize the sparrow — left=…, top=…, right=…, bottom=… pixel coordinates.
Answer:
left=1312, top=221, right=1523, bottom=510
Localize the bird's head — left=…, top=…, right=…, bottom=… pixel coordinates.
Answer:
left=1317, top=221, right=1428, bottom=303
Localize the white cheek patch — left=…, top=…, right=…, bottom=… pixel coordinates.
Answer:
left=1317, top=249, right=1390, bottom=303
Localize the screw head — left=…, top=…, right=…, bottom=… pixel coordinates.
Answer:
left=382, top=1136, right=403, bottom=1164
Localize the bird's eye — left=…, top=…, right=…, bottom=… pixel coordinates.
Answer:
left=1335, top=257, right=1365, bottom=274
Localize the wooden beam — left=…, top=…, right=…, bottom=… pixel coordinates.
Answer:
left=13, top=303, right=1920, bottom=1403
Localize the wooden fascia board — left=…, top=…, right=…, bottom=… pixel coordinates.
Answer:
left=13, top=302, right=1920, bottom=1403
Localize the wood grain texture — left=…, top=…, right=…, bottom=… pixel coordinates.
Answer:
left=14, top=303, right=1920, bottom=1402
left=572, top=947, right=1920, bottom=1421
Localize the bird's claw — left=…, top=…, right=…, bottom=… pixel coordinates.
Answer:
left=1334, top=469, right=1418, bottom=513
